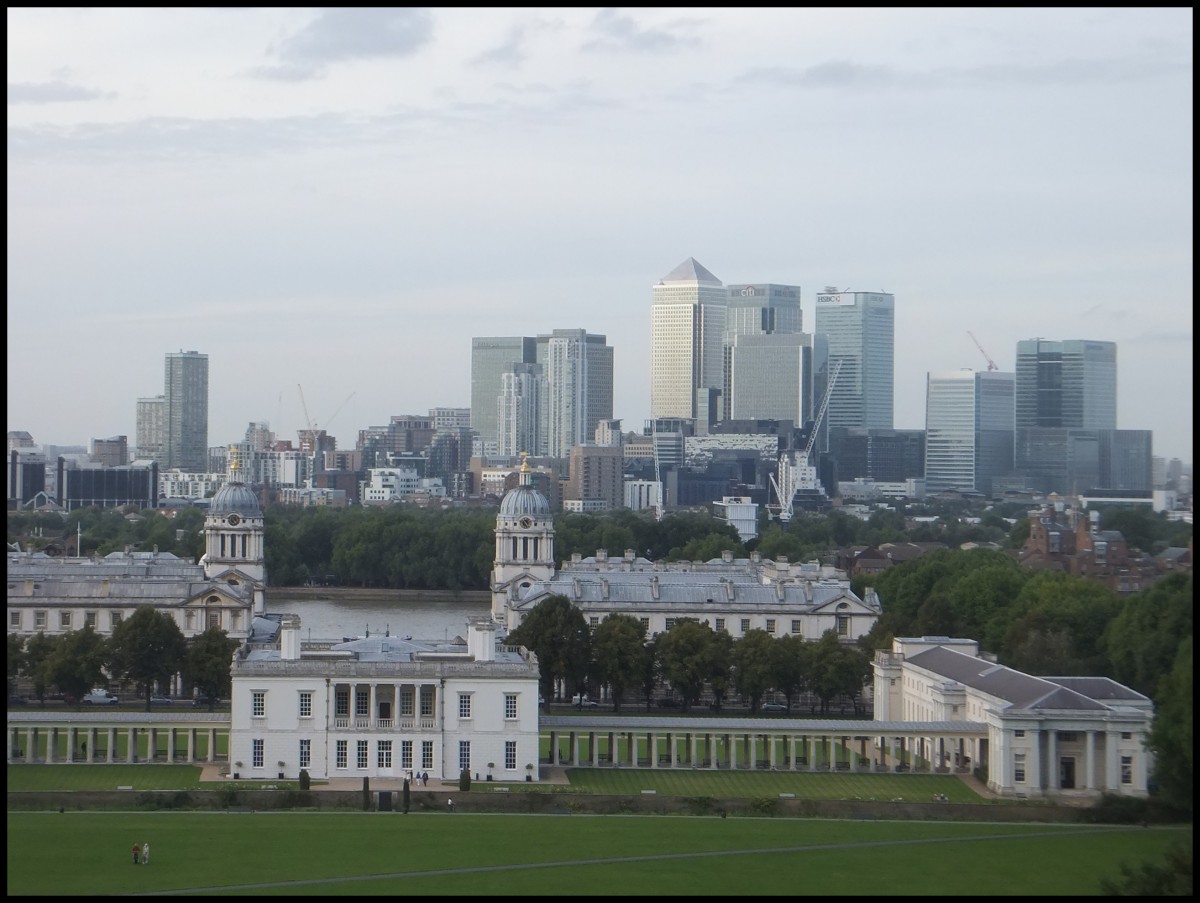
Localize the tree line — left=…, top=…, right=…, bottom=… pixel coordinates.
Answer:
left=7, top=607, right=238, bottom=712
left=507, top=596, right=873, bottom=716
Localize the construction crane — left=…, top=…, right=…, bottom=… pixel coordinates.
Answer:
left=968, top=331, right=998, bottom=371
left=768, top=359, right=843, bottom=523
left=297, top=386, right=356, bottom=485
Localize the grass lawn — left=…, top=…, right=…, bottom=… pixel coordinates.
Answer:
left=6, top=811, right=1188, bottom=896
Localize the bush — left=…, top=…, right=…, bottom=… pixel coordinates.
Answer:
left=459, top=768, right=472, bottom=792
left=1082, top=793, right=1150, bottom=825
left=216, top=788, right=239, bottom=810
left=298, top=769, right=311, bottom=791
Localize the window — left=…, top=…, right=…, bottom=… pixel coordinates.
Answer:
left=422, top=741, right=434, bottom=770
left=207, top=610, right=220, bottom=629
left=111, top=611, right=123, bottom=628
left=639, top=617, right=650, bottom=632
left=357, top=740, right=368, bottom=769
left=836, top=614, right=851, bottom=636
left=252, top=739, right=264, bottom=769
left=765, top=618, right=776, bottom=634
left=1014, top=730, right=1025, bottom=738
left=401, top=741, right=413, bottom=770
left=252, top=691, right=265, bottom=718
left=9, top=611, right=20, bottom=628
left=299, top=739, right=310, bottom=769
left=1014, top=753, right=1026, bottom=783
left=299, top=692, right=312, bottom=718
left=35, top=611, right=47, bottom=630
left=505, top=694, right=518, bottom=720
left=420, top=689, right=434, bottom=717
left=400, top=690, right=414, bottom=717
left=377, top=741, right=392, bottom=769
left=1121, top=756, right=1132, bottom=785
left=790, top=619, right=802, bottom=635
left=740, top=618, right=750, bottom=633
left=335, top=690, right=350, bottom=717
left=336, top=740, right=348, bottom=769
left=459, top=693, right=472, bottom=720
left=665, top=618, right=677, bottom=630
left=1120, top=732, right=1132, bottom=740
left=85, top=611, right=97, bottom=629
left=589, top=616, right=599, bottom=628
left=715, top=618, right=725, bottom=632
left=458, top=740, right=470, bottom=771
left=355, top=690, right=369, bottom=717
left=505, top=740, right=517, bottom=770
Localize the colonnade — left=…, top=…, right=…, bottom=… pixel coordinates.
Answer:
left=8, top=723, right=227, bottom=765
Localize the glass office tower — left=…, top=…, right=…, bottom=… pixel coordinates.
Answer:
left=814, top=289, right=894, bottom=431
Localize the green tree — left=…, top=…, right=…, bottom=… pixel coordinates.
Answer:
left=1147, top=637, right=1192, bottom=813
left=590, top=613, right=648, bottom=713
left=46, top=626, right=108, bottom=705
left=705, top=629, right=734, bottom=713
left=732, top=629, right=776, bottom=712
left=7, top=634, right=25, bottom=700
left=22, top=632, right=60, bottom=704
left=996, top=571, right=1120, bottom=675
left=506, top=595, right=591, bottom=702
left=1099, top=839, right=1193, bottom=896
left=1104, top=574, right=1193, bottom=697
left=107, top=606, right=188, bottom=711
left=185, top=626, right=240, bottom=709
left=809, top=630, right=868, bottom=715
left=771, top=633, right=812, bottom=712
left=656, top=620, right=717, bottom=711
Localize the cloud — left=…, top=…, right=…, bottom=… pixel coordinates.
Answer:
left=256, top=7, right=434, bottom=80
left=471, top=18, right=564, bottom=68
left=582, top=8, right=703, bottom=53
left=738, top=54, right=1189, bottom=91
left=7, top=81, right=112, bottom=105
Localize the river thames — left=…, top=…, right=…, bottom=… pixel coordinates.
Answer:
left=265, top=588, right=491, bottom=644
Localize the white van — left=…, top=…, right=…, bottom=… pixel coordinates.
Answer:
left=81, top=689, right=119, bottom=705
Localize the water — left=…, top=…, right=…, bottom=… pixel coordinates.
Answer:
left=265, top=590, right=490, bottom=644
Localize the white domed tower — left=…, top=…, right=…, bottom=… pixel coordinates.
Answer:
left=491, top=453, right=555, bottom=622
left=202, top=447, right=266, bottom=585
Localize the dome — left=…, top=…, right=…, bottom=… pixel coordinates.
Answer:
left=499, top=484, right=550, bottom=518
left=209, top=481, right=262, bottom=516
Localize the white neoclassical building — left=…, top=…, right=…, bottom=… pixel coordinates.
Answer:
left=873, top=636, right=1154, bottom=799
left=490, top=457, right=881, bottom=640
left=228, top=615, right=541, bottom=782
left=7, top=464, right=266, bottom=643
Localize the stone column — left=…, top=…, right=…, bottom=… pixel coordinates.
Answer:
left=1046, top=729, right=1057, bottom=793
left=1028, top=729, right=1042, bottom=795
left=1084, top=731, right=1095, bottom=790
left=187, top=728, right=195, bottom=764
left=572, top=732, right=580, bottom=766
left=1104, top=731, right=1119, bottom=791
left=368, top=684, right=377, bottom=728
left=167, top=728, right=175, bottom=763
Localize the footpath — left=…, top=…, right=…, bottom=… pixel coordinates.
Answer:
left=197, top=763, right=571, bottom=791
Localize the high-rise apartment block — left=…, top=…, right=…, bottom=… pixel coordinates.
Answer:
left=650, top=258, right=727, bottom=424
left=136, top=395, right=166, bottom=461
left=814, top=289, right=894, bottom=431
left=925, top=370, right=1015, bottom=496
left=535, top=329, right=613, bottom=458
left=497, top=362, right=546, bottom=458
left=471, top=337, right=537, bottom=446
left=163, top=350, right=209, bottom=471
left=90, top=436, right=128, bottom=466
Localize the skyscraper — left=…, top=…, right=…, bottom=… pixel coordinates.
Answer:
left=535, top=329, right=613, bottom=458
left=924, top=369, right=1015, bottom=496
left=135, top=395, right=166, bottom=462
left=497, top=362, right=546, bottom=458
left=723, top=283, right=803, bottom=421
left=814, top=288, right=895, bottom=431
left=471, top=337, right=537, bottom=447
left=164, top=351, right=208, bottom=471
left=1015, top=339, right=1117, bottom=429
left=650, top=258, right=727, bottom=423
left=728, top=332, right=825, bottom=426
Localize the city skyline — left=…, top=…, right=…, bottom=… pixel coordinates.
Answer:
left=6, top=9, right=1193, bottom=463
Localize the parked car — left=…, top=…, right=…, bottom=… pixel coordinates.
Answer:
left=656, top=697, right=682, bottom=708
left=81, top=690, right=119, bottom=706
left=149, top=694, right=173, bottom=705
left=571, top=694, right=599, bottom=709
left=760, top=702, right=788, bottom=714
left=192, top=695, right=219, bottom=708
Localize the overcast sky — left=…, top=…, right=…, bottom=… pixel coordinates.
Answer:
left=7, top=8, right=1194, bottom=464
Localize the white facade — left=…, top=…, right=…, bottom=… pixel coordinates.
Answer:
left=651, top=258, right=727, bottom=421
left=360, top=467, right=422, bottom=503
left=496, top=363, right=546, bottom=458
left=712, top=496, right=758, bottom=541
left=229, top=616, right=541, bottom=781
left=623, top=479, right=662, bottom=513
left=873, top=637, right=1153, bottom=800
left=160, top=470, right=226, bottom=500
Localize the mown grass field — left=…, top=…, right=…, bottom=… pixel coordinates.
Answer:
left=6, top=811, right=1187, bottom=896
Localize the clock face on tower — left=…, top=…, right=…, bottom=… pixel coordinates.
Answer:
left=227, top=514, right=241, bottom=526
left=519, top=516, right=533, bottom=528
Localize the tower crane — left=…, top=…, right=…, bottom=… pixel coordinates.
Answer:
left=968, top=331, right=998, bottom=371
left=768, top=359, right=842, bottom=523
left=297, top=385, right=356, bottom=486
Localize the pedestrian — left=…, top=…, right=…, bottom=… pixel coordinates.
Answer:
left=142, top=842, right=150, bottom=865
left=447, top=798, right=454, bottom=812
left=132, top=843, right=141, bottom=865
left=422, top=771, right=428, bottom=787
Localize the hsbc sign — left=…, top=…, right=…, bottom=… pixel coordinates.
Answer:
left=816, top=293, right=855, bottom=306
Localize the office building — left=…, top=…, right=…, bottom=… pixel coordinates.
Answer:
left=90, top=436, right=128, bottom=466
left=534, top=329, right=613, bottom=458
left=814, top=289, right=895, bottom=431
left=1015, top=428, right=1153, bottom=494
left=497, top=362, right=546, bottom=458
left=650, top=258, right=727, bottom=422
left=1015, top=339, right=1117, bottom=430
left=828, top=428, right=926, bottom=483
left=563, top=444, right=624, bottom=512
left=728, top=332, right=825, bottom=426
left=924, top=370, right=1015, bottom=496
left=7, top=448, right=47, bottom=510
left=723, top=283, right=804, bottom=421
left=471, top=337, right=537, bottom=446
left=163, top=351, right=209, bottom=471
